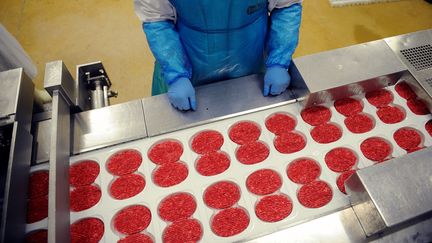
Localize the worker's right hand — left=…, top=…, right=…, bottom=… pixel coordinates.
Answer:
left=167, top=77, right=197, bottom=111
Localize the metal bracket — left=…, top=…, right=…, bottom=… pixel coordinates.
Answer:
left=77, top=61, right=118, bottom=110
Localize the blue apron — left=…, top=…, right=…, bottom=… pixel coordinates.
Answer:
left=152, top=0, right=268, bottom=95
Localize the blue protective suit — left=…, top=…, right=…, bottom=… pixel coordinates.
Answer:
left=135, top=0, right=302, bottom=96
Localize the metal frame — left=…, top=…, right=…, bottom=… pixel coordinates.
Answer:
left=44, top=61, right=77, bottom=243
left=31, top=29, right=432, bottom=242
left=0, top=68, right=34, bottom=243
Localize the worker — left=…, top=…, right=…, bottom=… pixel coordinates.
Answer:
left=134, top=1, right=302, bottom=111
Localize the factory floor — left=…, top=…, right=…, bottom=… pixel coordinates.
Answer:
left=1, top=0, right=431, bottom=105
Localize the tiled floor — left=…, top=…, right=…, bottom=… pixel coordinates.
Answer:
left=1, top=0, right=431, bottom=104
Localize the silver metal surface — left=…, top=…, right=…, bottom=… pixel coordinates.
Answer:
left=0, top=122, right=32, bottom=243
left=0, top=69, right=21, bottom=119
left=293, top=39, right=407, bottom=106
left=47, top=90, right=71, bottom=243
left=370, top=216, right=432, bottom=243
left=346, top=147, right=432, bottom=236
left=143, top=74, right=298, bottom=137
left=385, top=29, right=432, bottom=108
left=90, top=82, right=105, bottom=109
left=44, top=61, right=76, bottom=107
left=103, top=86, right=109, bottom=106
left=0, top=68, right=34, bottom=130
left=34, top=119, right=51, bottom=164
left=73, top=99, right=146, bottom=154
left=246, top=208, right=366, bottom=243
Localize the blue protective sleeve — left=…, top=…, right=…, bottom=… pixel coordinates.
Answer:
left=143, top=21, right=192, bottom=85
left=266, top=3, right=302, bottom=69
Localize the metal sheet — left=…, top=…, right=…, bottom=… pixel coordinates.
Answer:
left=143, top=74, right=298, bottom=137
left=72, top=99, right=146, bottom=154
left=346, top=147, right=432, bottom=236
left=293, top=39, right=406, bottom=94
left=384, top=29, right=432, bottom=110
left=0, top=68, right=34, bottom=131
left=48, top=91, right=71, bottom=243
left=0, top=122, right=32, bottom=243
left=34, top=119, right=51, bottom=164
left=246, top=208, right=366, bottom=243
left=0, top=69, right=21, bottom=118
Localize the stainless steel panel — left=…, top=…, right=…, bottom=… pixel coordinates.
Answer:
left=34, top=119, right=51, bottom=164
left=384, top=29, right=432, bottom=107
left=370, top=216, right=432, bottom=243
left=44, top=61, right=76, bottom=107
left=0, top=122, right=32, bottom=243
left=293, top=40, right=406, bottom=94
left=0, top=68, right=34, bottom=131
left=143, top=74, right=297, bottom=137
left=246, top=208, right=366, bottom=243
left=0, top=69, right=21, bottom=118
left=48, top=91, right=71, bottom=243
left=346, top=147, right=432, bottom=236
left=73, top=99, right=146, bottom=154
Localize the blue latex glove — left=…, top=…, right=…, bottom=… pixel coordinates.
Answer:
left=263, top=66, right=290, bottom=96
left=168, top=77, right=197, bottom=111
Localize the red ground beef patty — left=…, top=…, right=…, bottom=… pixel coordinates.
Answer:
left=148, top=140, right=183, bottom=165
left=407, top=147, right=424, bottom=153
left=26, top=230, right=47, bottom=243
left=152, top=162, right=188, bottom=187
left=310, top=123, right=342, bottom=144
left=360, top=137, right=392, bottom=162
left=425, top=120, right=432, bottom=136
left=393, top=127, right=422, bottom=150
left=337, top=170, right=356, bottom=194
left=70, top=218, right=104, bottom=243
left=273, top=131, right=306, bottom=154
left=191, top=130, right=224, bottom=154
left=376, top=106, right=405, bottom=124
left=204, top=181, right=241, bottom=209
left=287, top=158, right=321, bottom=184
left=162, top=219, right=203, bottom=243
left=228, top=121, right=261, bottom=145
left=324, top=147, right=357, bottom=172
left=365, top=89, right=393, bottom=107
left=211, top=208, right=250, bottom=237
left=334, top=97, right=363, bottom=117
left=344, top=113, right=374, bottom=134
left=118, top=234, right=154, bottom=243
left=297, top=181, right=333, bottom=208
left=27, top=196, right=48, bottom=224
left=28, top=170, right=49, bottom=199
left=395, top=82, right=417, bottom=100
left=109, top=173, right=145, bottom=200
left=113, top=205, right=152, bottom=235
left=235, top=141, right=269, bottom=165
left=69, top=160, right=99, bottom=187
left=196, top=151, right=230, bottom=176
left=265, top=113, right=297, bottom=135
left=407, top=99, right=429, bottom=115
left=255, top=194, right=293, bottom=222
left=300, top=105, right=331, bottom=126
left=70, top=185, right=101, bottom=212
left=107, top=149, right=142, bottom=176
left=246, top=169, right=282, bottom=195
left=158, top=192, right=197, bottom=222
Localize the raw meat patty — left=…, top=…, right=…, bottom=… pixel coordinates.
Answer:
left=301, top=106, right=331, bottom=126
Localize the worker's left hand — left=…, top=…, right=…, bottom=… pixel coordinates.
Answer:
left=263, top=66, right=290, bottom=96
